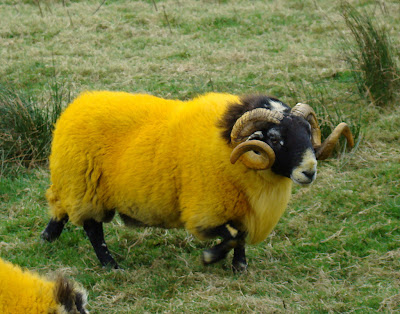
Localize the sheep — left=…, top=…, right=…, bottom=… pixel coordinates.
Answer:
left=0, top=257, right=88, bottom=313
left=41, top=91, right=354, bottom=271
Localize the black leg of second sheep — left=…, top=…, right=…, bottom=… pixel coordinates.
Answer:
left=83, top=219, right=119, bottom=269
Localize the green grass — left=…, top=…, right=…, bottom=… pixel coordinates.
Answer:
left=1, top=0, right=399, bottom=312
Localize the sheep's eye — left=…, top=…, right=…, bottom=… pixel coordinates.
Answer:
left=267, top=128, right=283, bottom=146
left=271, top=139, right=284, bottom=146
left=272, top=139, right=281, bottom=146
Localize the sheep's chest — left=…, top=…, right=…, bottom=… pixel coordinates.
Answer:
left=243, top=176, right=292, bottom=244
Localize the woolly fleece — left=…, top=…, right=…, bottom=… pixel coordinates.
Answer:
left=0, top=257, right=60, bottom=313
left=47, top=92, right=292, bottom=244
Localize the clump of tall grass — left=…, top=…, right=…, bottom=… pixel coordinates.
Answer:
left=340, top=2, right=399, bottom=107
left=0, top=79, right=69, bottom=174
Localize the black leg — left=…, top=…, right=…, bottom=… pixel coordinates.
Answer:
left=232, top=239, right=247, bottom=272
left=83, top=219, right=119, bottom=269
left=41, top=215, right=69, bottom=242
left=201, top=222, right=247, bottom=271
left=202, top=239, right=237, bottom=265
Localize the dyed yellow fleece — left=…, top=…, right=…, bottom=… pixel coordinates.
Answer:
left=47, top=91, right=292, bottom=244
left=0, top=257, right=60, bottom=314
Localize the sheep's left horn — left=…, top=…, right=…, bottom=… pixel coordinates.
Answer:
left=316, top=122, right=355, bottom=160
left=291, top=103, right=322, bottom=148
left=229, top=108, right=282, bottom=170
left=230, top=140, right=275, bottom=170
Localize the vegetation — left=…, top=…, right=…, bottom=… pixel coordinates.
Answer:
left=0, top=0, right=399, bottom=312
left=340, top=1, right=400, bottom=107
left=0, top=77, right=68, bottom=174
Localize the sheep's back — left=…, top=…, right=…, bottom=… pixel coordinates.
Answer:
left=48, top=91, right=292, bottom=242
left=48, top=91, right=181, bottom=225
left=105, top=92, right=241, bottom=228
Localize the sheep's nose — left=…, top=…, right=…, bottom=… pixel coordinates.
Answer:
left=302, top=170, right=316, bottom=180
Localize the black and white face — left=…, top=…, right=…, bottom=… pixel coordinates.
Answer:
left=256, top=115, right=317, bottom=185
left=220, top=95, right=318, bottom=183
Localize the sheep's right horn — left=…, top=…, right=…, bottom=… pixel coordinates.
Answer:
left=291, top=103, right=354, bottom=160
left=230, top=140, right=275, bottom=170
left=291, top=103, right=322, bottom=149
left=316, top=122, right=355, bottom=160
left=231, top=108, right=284, bottom=144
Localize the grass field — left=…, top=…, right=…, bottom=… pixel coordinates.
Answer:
left=1, top=0, right=399, bottom=312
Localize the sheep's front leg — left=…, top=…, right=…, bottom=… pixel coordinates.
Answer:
left=232, top=238, right=247, bottom=272
left=83, top=219, right=119, bottom=269
left=41, top=215, right=69, bottom=242
left=201, top=222, right=247, bottom=271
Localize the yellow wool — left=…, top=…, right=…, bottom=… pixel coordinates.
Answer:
left=242, top=172, right=292, bottom=244
left=0, top=258, right=59, bottom=314
left=48, top=91, right=292, bottom=244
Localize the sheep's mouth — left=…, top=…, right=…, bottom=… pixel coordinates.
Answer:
left=290, top=168, right=317, bottom=185
left=290, top=174, right=315, bottom=186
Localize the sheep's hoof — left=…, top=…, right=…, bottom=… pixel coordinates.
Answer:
left=103, top=263, right=122, bottom=271
left=101, top=259, right=120, bottom=270
left=103, top=263, right=120, bottom=270
left=113, top=263, right=122, bottom=270
left=41, top=229, right=60, bottom=243
left=41, top=217, right=69, bottom=242
left=202, top=244, right=231, bottom=266
left=232, top=260, right=248, bottom=273
left=201, top=249, right=216, bottom=265
left=41, top=230, right=53, bottom=242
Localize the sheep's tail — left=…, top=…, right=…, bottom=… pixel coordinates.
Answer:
left=53, top=276, right=89, bottom=314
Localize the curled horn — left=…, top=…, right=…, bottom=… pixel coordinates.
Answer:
left=315, top=122, right=354, bottom=160
left=231, top=108, right=284, bottom=144
left=230, top=140, right=276, bottom=170
left=291, top=103, right=354, bottom=160
left=291, top=103, right=321, bottom=148
left=230, top=108, right=284, bottom=170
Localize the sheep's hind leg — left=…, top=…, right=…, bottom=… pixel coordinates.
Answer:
left=83, top=219, right=119, bottom=269
left=41, top=215, right=69, bottom=242
left=201, top=222, right=247, bottom=271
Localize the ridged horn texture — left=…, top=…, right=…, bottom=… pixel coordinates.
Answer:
left=291, top=103, right=321, bottom=148
left=230, top=140, right=276, bottom=170
left=291, top=103, right=355, bottom=160
left=230, top=108, right=284, bottom=144
left=315, top=122, right=355, bottom=160
left=230, top=108, right=284, bottom=170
